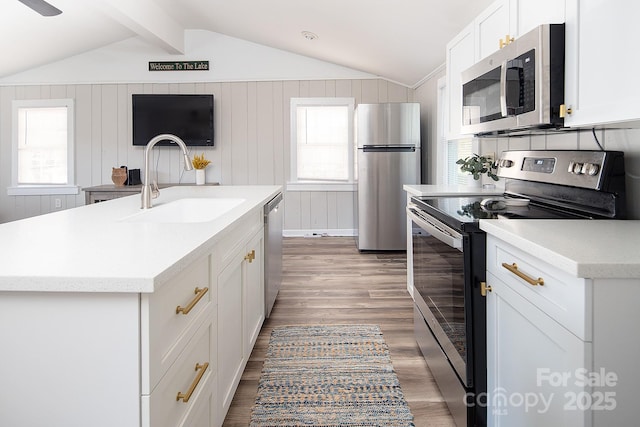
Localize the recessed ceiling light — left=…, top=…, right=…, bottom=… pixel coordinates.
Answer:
left=301, top=31, right=318, bottom=41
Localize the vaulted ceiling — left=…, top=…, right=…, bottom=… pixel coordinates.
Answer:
left=2, top=0, right=493, bottom=87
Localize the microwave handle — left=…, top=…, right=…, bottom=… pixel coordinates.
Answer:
left=499, top=60, right=508, bottom=117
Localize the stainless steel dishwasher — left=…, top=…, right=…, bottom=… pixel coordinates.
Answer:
left=264, top=192, right=283, bottom=318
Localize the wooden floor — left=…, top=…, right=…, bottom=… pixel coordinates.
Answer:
left=222, top=236, right=456, bottom=427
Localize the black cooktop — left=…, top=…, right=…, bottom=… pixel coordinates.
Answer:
left=411, top=195, right=591, bottom=232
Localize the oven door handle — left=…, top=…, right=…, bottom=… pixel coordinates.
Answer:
left=407, top=207, right=463, bottom=251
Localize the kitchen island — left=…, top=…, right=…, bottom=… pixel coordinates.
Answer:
left=480, top=219, right=640, bottom=426
left=0, top=185, right=281, bottom=427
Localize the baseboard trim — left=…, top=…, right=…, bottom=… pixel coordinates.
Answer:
left=283, top=229, right=356, bottom=237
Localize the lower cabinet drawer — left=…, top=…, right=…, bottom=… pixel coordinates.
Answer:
left=142, top=319, right=217, bottom=427
left=486, top=235, right=591, bottom=340
left=141, top=255, right=213, bottom=393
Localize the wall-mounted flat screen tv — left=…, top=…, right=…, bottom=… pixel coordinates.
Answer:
left=132, top=94, right=214, bottom=146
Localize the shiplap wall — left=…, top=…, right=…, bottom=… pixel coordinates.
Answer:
left=0, top=78, right=413, bottom=231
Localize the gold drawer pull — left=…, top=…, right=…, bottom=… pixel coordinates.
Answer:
left=502, top=263, right=544, bottom=286
left=176, top=362, right=209, bottom=403
left=176, top=287, right=209, bottom=315
left=244, top=249, right=255, bottom=263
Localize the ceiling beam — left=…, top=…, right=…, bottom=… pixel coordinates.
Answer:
left=97, top=0, right=185, bottom=54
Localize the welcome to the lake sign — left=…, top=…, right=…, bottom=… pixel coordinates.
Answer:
left=148, top=61, right=210, bottom=71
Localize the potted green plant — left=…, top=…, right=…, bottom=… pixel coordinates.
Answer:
left=456, top=153, right=499, bottom=181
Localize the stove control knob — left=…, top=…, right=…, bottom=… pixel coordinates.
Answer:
left=568, top=161, right=575, bottom=173
left=587, top=163, right=600, bottom=176
left=502, top=159, right=514, bottom=168
left=581, top=163, right=590, bottom=175
left=573, top=162, right=584, bottom=174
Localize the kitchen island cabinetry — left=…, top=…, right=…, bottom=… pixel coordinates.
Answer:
left=480, top=220, right=640, bottom=427
left=216, top=212, right=265, bottom=421
left=0, top=185, right=281, bottom=427
left=564, top=0, right=640, bottom=127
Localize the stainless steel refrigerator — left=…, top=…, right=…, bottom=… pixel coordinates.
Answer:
left=355, top=102, right=420, bottom=251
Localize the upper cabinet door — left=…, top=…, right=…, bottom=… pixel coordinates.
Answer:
left=446, top=22, right=475, bottom=139
left=564, top=0, right=640, bottom=127
left=475, top=0, right=513, bottom=60
left=512, top=0, right=565, bottom=37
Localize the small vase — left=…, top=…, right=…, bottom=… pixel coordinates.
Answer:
left=195, top=169, right=206, bottom=185
left=111, top=167, right=127, bottom=187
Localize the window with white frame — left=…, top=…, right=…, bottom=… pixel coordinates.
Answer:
left=447, top=139, right=474, bottom=185
left=9, top=99, right=78, bottom=196
left=289, top=98, right=355, bottom=189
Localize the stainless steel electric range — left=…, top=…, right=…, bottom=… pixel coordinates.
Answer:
left=406, top=150, right=627, bottom=427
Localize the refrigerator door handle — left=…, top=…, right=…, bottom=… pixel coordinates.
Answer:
left=362, top=145, right=416, bottom=152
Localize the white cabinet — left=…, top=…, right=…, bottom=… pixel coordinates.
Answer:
left=475, top=0, right=512, bottom=61
left=446, top=22, right=475, bottom=139
left=564, top=0, right=640, bottom=127
left=485, top=234, right=639, bottom=426
left=486, top=271, right=591, bottom=426
left=141, top=255, right=217, bottom=427
left=217, top=248, right=247, bottom=416
left=0, top=254, right=217, bottom=427
left=216, top=211, right=264, bottom=423
left=511, top=0, right=565, bottom=38
left=245, top=230, right=265, bottom=354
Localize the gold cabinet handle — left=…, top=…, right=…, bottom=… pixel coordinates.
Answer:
left=559, top=104, right=573, bottom=118
left=176, top=287, right=209, bottom=315
left=480, top=281, right=492, bottom=297
left=502, top=263, right=544, bottom=286
left=176, top=362, right=209, bottom=403
left=244, top=249, right=255, bottom=263
left=499, top=34, right=514, bottom=49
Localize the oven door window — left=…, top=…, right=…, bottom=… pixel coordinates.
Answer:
left=412, top=224, right=469, bottom=384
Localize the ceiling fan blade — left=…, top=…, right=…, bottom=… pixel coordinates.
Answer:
left=17, top=0, right=62, bottom=16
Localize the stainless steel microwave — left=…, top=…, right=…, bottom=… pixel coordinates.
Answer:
left=461, top=23, right=565, bottom=135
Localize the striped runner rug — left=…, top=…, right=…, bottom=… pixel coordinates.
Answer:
left=249, top=324, right=415, bottom=426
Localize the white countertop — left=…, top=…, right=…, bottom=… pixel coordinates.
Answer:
left=404, top=184, right=504, bottom=197
left=480, top=219, right=640, bottom=279
left=0, top=185, right=281, bottom=293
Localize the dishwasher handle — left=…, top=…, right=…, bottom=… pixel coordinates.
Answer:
left=264, top=192, right=283, bottom=217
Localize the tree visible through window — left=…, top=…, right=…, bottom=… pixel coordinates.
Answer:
left=291, top=98, right=355, bottom=183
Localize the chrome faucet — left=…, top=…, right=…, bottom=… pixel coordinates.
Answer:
left=141, top=134, right=193, bottom=209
